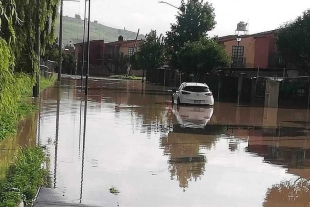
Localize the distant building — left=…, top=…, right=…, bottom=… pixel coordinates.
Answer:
left=218, top=30, right=285, bottom=69
left=104, top=35, right=143, bottom=74
left=73, top=36, right=143, bottom=76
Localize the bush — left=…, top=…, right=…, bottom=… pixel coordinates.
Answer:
left=0, top=147, right=47, bottom=207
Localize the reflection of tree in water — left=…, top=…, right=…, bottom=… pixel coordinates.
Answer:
left=0, top=112, right=38, bottom=182
left=161, top=132, right=218, bottom=189
left=264, top=178, right=310, bottom=207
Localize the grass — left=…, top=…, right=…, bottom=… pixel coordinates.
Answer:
left=0, top=75, right=56, bottom=141
left=58, top=16, right=144, bottom=44
left=0, top=147, right=47, bottom=207
left=40, top=74, right=57, bottom=92
left=0, top=75, right=56, bottom=207
left=110, top=75, right=143, bottom=80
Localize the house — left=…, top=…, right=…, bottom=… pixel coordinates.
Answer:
left=104, top=35, right=143, bottom=74
left=219, top=30, right=285, bottom=69
left=75, top=40, right=105, bottom=66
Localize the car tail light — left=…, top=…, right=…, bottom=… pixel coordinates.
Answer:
left=182, top=91, right=190, bottom=95
left=206, top=93, right=213, bottom=96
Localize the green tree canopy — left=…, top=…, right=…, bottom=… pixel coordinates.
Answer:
left=165, top=0, right=216, bottom=52
left=130, top=30, right=165, bottom=73
left=0, top=0, right=60, bottom=73
left=276, top=9, right=310, bottom=74
left=178, top=39, right=230, bottom=78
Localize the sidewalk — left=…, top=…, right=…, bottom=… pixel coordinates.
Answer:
left=34, top=188, right=98, bottom=207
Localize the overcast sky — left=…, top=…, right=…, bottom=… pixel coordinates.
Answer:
left=64, top=0, right=310, bottom=37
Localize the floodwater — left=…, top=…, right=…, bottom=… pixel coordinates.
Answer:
left=35, top=77, right=310, bottom=207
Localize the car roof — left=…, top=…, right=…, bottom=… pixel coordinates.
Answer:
left=182, top=82, right=209, bottom=87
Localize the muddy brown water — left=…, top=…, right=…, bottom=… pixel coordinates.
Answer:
left=12, top=77, right=310, bottom=206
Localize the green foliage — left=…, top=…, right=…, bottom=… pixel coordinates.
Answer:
left=178, top=39, right=230, bottom=77
left=130, top=30, right=165, bottom=73
left=276, top=9, right=310, bottom=74
left=0, top=147, right=47, bottom=207
left=1, top=0, right=60, bottom=73
left=0, top=40, right=55, bottom=140
left=166, top=0, right=216, bottom=52
left=0, top=0, right=19, bottom=43
left=165, top=0, right=218, bottom=71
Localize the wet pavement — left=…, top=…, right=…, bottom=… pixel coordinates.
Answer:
left=29, top=77, right=310, bottom=207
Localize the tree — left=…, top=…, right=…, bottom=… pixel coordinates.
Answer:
left=276, top=10, right=310, bottom=74
left=165, top=0, right=216, bottom=70
left=178, top=39, right=230, bottom=80
left=166, top=0, right=216, bottom=52
left=0, top=0, right=60, bottom=73
left=130, top=30, right=165, bottom=81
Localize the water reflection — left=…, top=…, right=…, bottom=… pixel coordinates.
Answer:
left=173, top=105, right=213, bottom=129
left=80, top=98, right=88, bottom=203
left=35, top=78, right=310, bottom=207
left=264, top=178, right=310, bottom=207
left=0, top=111, right=38, bottom=181
left=54, top=85, right=60, bottom=188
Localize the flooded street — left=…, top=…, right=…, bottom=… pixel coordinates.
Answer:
left=35, top=78, right=310, bottom=207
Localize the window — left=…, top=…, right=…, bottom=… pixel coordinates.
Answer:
left=183, top=86, right=210, bottom=92
left=232, top=46, right=245, bottom=67
left=128, top=47, right=134, bottom=56
left=232, top=46, right=244, bottom=58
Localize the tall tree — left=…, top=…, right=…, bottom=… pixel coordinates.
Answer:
left=178, top=39, right=230, bottom=80
left=165, top=0, right=216, bottom=52
left=165, top=0, right=216, bottom=70
left=276, top=9, right=310, bottom=74
left=130, top=30, right=165, bottom=80
left=1, top=0, right=60, bottom=73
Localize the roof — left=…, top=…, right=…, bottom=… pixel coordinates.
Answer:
left=182, top=82, right=208, bottom=87
left=218, top=29, right=278, bottom=43
left=74, top=40, right=104, bottom=46
left=105, top=39, right=143, bottom=47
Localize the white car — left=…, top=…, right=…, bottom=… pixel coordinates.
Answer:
left=172, top=82, right=214, bottom=106
left=173, top=105, right=214, bottom=129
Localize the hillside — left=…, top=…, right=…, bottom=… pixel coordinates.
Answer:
left=57, top=16, right=144, bottom=44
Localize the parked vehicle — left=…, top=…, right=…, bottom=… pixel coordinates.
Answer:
left=172, top=82, right=214, bottom=106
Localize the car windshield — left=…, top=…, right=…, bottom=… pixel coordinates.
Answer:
left=183, top=86, right=209, bottom=92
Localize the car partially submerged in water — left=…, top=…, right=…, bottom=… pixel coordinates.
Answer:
left=172, top=82, right=214, bottom=106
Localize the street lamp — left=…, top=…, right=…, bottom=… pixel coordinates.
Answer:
left=58, top=0, right=80, bottom=82
left=236, top=35, right=242, bottom=68
left=158, top=1, right=178, bottom=9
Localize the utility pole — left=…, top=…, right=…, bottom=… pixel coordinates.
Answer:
left=58, top=0, right=64, bottom=82
left=33, top=0, right=40, bottom=97
left=81, top=0, right=88, bottom=87
left=85, top=0, right=91, bottom=96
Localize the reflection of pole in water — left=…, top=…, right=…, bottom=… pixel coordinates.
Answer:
left=54, top=85, right=60, bottom=188
left=80, top=98, right=88, bottom=203
left=78, top=98, right=83, bottom=156
left=37, top=98, right=42, bottom=146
